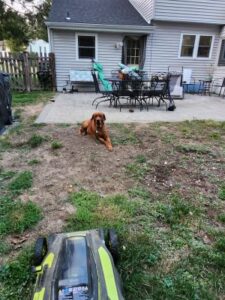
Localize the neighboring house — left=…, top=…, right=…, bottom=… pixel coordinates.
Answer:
left=27, top=39, right=50, bottom=55
left=0, top=41, right=10, bottom=53
left=46, top=0, right=225, bottom=91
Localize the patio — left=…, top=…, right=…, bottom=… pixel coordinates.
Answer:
left=35, top=93, right=225, bottom=124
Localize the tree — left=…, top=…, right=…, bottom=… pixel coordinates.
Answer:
left=0, top=0, right=30, bottom=51
left=26, top=0, right=52, bottom=41
left=0, top=0, right=52, bottom=51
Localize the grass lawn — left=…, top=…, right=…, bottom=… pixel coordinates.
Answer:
left=12, top=91, right=54, bottom=107
left=0, top=91, right=225, bottom=299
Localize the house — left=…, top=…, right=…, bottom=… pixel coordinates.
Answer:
left=46, top=0, right=225, bottom=92
left=0, top=41, right=10, bottom=53
left=27, top=39, right=50, bottom=55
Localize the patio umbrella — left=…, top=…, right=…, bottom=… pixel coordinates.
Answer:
left=92, top=60, right=112, bottom=91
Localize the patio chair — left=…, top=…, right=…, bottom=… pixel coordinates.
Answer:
left=212, top=78, right=225, bottom=96
left=91, top=72, right=116, bottom=109
left=115, top=78, right=147, bottom=111
left=142, top=76, right=168, bottom=108
left=198, top=80, right=212, bottom=96
left=142, top=75, right=176, bottom=111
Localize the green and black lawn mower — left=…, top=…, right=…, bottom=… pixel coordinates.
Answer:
left=32, top=229, right=124, bottom=300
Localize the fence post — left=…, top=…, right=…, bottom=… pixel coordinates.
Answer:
left=49, top=52, right=56, bottom=91
left=23, top=52, right=31, bottom=92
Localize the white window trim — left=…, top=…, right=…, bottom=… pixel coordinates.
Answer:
left=178, top=33, right=214, bottom=60
left=75, top=33, right=98, bottom=61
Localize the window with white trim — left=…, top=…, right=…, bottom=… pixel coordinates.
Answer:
left=197, top=36, right=212, bottom=58
left=180, top=35, right=196, bottom=57
left=180, top=34, right=213, bottom=59
left=77, top=35, right=96, bottom=59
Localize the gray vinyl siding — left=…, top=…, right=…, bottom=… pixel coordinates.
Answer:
left=154, top=0, right=225, bottom=25
left=147, top=21, right=220, bottom=81
left=143, top=34, right=152, bottom=75
left=51, top=29, right=124, bottom=91
left=129, top=0, right=154, bottom=23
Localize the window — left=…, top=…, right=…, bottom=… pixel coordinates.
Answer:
left=197, top=36, right=212, bottom=58
left=77, top=35, right=96, bottom=59
left=181, top=35, right=196, bottom=57
left=179, top=34, right=213, bottom=59
left=127, top=39, right=140, bottom=65
left=218, top=40, right=225, bottom=66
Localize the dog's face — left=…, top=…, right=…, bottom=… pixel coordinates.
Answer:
left=91, top=112, right=106, bottom=129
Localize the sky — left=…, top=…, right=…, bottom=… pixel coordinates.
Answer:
left=4, top=0, right=44, bottom=14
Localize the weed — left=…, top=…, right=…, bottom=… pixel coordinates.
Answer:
left=218, top=185, right=225, bottom=201
left=110, top=124, right=139, bottom=145
left=128, top=186, right=151, bottom=200
left=218, top=213, right=225, bottom=223
left=28, top=159, right=41, bottom=166
left=27, top=134, right=45, bottom=148
left=0, top=246, right=35, bottom=299
left=161, top=133, right=177, bottom=144
left=0, top=240, right=11, bottom=255
left=215, top=238, right=225, bottom=252
left=51, top=140, right=63, bottom=150
left=157, top=194, right=196, bottom=226
left=209, top=131, right=221, bottom=140
left=8, top=171, right=32, bottom=195
left=135, top=154, right=147, bottom=164
left=31, top=123, right=47, bottom=128
left=126, top=156, right=149, bottom=180
left=176, top=144, right=212, bottom=155
left=57, top=123, right=71, bottom=128
left=0, top=137, right=11, bottom=152
left=0, top=196, right=42, bottom=235
left=126, top=162, right=148, bottom=179
left=0, top=170, right=16, bottom=181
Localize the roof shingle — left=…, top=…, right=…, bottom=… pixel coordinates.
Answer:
left=48, top=0, right=149, bottom=26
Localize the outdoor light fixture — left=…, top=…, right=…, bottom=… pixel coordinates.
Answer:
left=115, top=42, right=123, bottom=49
left=65, top=12, right=71, bottom=21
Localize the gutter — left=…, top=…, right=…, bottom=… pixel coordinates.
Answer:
left=45, top=22, right=154, bottom=34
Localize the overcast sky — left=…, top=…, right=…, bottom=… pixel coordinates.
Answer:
left=4, top=0, right=44, bottom=14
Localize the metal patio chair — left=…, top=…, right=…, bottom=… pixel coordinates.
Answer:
left=212, top=77, right=225, bottom=96
left=91, top=71, right=117, bottom=109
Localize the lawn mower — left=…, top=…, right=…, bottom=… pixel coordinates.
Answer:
left=32, top=229, right=124, bottom=300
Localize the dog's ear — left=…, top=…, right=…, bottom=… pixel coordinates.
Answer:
left=102, top=113, right=106, bottom=121
left=91, top=113, right=96, bottom=120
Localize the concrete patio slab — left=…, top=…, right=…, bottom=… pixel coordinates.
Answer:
left=35, top=93, right=225, bottom=124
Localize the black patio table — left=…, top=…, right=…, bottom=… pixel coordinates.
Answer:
left=106, top=77, right=151, bottom=110
left=106, top=76, right=175, bottom=111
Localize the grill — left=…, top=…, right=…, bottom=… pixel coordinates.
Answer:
left=0, top=72, right=12, bottom=131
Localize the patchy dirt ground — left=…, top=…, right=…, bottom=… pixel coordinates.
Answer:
left=1, top=98, right=225, bottom=299
left=1, top=102, right=225, bottom=260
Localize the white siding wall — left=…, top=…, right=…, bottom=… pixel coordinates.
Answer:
left=213, top=26, right=225, bottom=94
left=143, top=34, right=152, bottom=75
left=154, top=0, right=225, bottom=25
left=147, top=22, right=220, bottom=80
left=129, top=0, right=154, bottom=23
left=51, top=30, right=124, bottom=91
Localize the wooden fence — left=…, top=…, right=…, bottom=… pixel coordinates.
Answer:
left=0, top=52, right=56, bottom=91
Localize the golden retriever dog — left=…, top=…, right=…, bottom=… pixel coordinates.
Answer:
left=79, top=112, right=112, bottom=151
